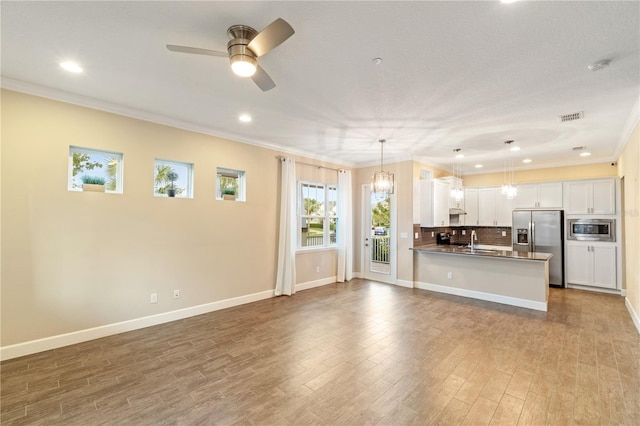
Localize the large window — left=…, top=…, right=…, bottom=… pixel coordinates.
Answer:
left=68, top=146, right=123, bottom=193
left=154, top=159, right=194, bottom=198
left=298, top=181, right=337, bottom=249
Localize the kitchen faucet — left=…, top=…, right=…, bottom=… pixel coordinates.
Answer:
left=470, top=230, right=477, bottom=250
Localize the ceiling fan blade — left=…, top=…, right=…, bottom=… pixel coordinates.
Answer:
left=252, top=65, right=276, bottom=92
left=247, top=18, right=294, bottom=57
left=166, top=45, right=227, bottom=58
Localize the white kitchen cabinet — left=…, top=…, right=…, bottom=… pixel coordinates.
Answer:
left=513, top=182, right=563, bottom=209
left=463, top=188, right=479, bottom=226
left=478, top=187, right=513, bottom=226
left=564, top=179, right=615, bottom=214
left=420, top=179, right=450, bottom=227
left=439, top=176, right=464, bottom=210
left=566, top=242, right=617, bottom=289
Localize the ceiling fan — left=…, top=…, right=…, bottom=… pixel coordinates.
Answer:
left=167, top=18, right=294, bottom=92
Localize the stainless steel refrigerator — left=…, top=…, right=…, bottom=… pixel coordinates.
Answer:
left=512, top=210, right=564, bottom=287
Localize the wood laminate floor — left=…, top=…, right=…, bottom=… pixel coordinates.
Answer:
left=1, top=280, right=639, bottom=425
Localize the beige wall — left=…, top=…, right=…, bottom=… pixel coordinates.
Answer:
left=617, top=122, right=640, bottom=328
left=0, top=90, right=345, bottom=347
left=463, top=162, right=618, bottom=187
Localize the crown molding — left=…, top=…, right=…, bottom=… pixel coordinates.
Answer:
left=614, top=94, right=640, bottom=160
left=0, top=78, right=357, bottom=169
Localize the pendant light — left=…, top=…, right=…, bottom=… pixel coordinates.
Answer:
left=371, top=139, right=394, bottom=196
left=501, top=140, right=517, bottom=199
left=451, top=149, right=464, bottom=201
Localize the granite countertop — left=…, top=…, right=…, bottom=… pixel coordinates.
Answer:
left=411, top=244, right=553, bottom=261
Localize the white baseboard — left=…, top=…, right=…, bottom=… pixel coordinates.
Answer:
left=626, top=297, right=640, bottom=335
left=396, top=279, right=414, bottom=289
left=296, top=276, right=337, bottom=292
left=0, top=277, right=343, bottom=361
left=1, top=289, right=273, bottom=361
left=415, top=281, right=547, bottom=312
left=352, top=272, right=363, bottom=279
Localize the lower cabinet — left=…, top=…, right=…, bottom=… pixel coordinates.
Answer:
left=566, top=242, right=617, bottom=289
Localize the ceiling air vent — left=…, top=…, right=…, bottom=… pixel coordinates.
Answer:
left=559, top=111, right=584, bottom=122
left=572, top=146, right=586, bottom=152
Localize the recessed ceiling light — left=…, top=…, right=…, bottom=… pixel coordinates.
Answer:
left=510, top=146, right=521, bottom=152
left=580, top=152, right=591, bottom=157
left=60, top=61, right=83, bottom=73
left=474, top=164, right=483, bottom=169
left=523, top=159, right=532, bottom=163
left=372, top=57, right=383, bottom=65
left=238, top=114, right=252, bottom=123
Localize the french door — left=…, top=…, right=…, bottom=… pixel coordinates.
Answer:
left=362, top=184, right=397, bottom=284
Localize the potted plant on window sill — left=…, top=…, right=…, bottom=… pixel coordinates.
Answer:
left=82, top=176, right=106, bottom=192
left=167, top=171, right=179, bottom=197
left=222, top=187, right=236, bottom=201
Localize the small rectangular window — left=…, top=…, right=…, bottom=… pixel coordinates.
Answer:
left=68, top=146, right=123, bottom=193
left=154, top=159, right=194, bottom=198
left=216, top=168, right=245, bottom=201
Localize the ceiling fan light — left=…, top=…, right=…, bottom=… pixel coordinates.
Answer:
left=230, top=55, right=257, bottom=77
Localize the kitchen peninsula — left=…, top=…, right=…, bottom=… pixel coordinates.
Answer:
left=412, top=245, right=552, bottom=311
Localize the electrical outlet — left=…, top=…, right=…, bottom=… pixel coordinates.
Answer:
left=431, top=232, right=435, bottom=237
left=502, top=231, right=507, bottom=237
left=316, top=266, right=320, bottom=273
left=173, top=289, right=180, bottom=299
left=447, top=272, right=453, bottom=279
left=452, top=230, right=456, bottom=235
left=414, top=232, right=419, bottom=239
left=462, top=230, right=466, bottom=235
left=150, top=293, right=158, bottom=304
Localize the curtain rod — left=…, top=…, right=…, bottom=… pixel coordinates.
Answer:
left=276, top=155, right=340, bottom=172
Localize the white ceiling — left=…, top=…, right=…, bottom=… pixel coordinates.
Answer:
left=2, top=1, right=639, bottom=173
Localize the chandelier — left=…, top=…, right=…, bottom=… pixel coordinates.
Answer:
left=501, top=140, right=517, bottom=199
left=451, top=149, right=464, bottom=201
left=371, top=139, right=394, bottom=196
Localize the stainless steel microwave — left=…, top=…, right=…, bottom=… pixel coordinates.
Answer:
left=567, top=218, right=615, bottom=242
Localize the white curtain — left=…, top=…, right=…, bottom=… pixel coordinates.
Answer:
left=275, top=157, right=297, bottom=296
left=337, top=169, right=353, bottom=282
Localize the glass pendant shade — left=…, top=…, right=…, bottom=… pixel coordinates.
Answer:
left=372, top=170, right=394, bottom=194
left=450, top=149, right=464, bottom=201
left=502, top=140, right=517, bottom=199
left=371, top=139, right=394, bottom=196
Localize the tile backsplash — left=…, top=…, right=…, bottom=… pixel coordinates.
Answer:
left=413, top=224, right=512, bottom=247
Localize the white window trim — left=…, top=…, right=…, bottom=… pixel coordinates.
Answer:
left=68, top=146, right=124, bottom=193
left=297, top=180, right=338, bottom=251
left=154, top=158, right=194, bottom=199
left=216, top=167, right=246, bottom=201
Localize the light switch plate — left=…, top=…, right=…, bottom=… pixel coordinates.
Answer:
left=502, top=231, right=507, bottom=237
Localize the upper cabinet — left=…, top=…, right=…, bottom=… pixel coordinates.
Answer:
left=439, top=176, right=464, bottom=210
left=513, top=182, right=563, bottom=209
left=463, top=188, right=479, bottom=226
left=420, top=179, right=450, bottom=227
left=564, top=179, right=616, bottom=215
left=478, top=188, right=512, bottom=227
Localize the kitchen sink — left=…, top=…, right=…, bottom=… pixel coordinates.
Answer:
left=457, top=247, right=499, bottom=254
